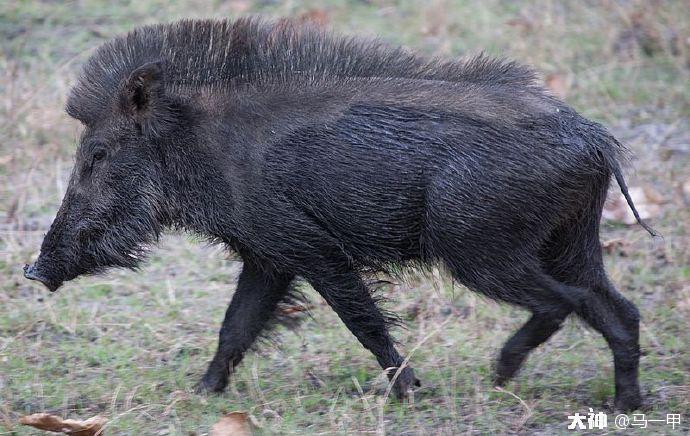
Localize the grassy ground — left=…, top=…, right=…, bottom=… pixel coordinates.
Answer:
left=1, top=0, right=689, bottom=434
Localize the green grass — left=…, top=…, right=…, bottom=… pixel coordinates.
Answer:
left=2, top=0, right=689, bottom=434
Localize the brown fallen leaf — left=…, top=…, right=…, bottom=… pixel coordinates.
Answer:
left=227, top=0, right=252, bottom=14
left=211, top=411, right=251, bottom=436
left=421, top=0, right=448, bottom=37
left=603, top=186, right=663, bottom=226
left=295, top=9, right=330, bottom=28
left=545, top=73, right=570, bottom=99
left=505, top=16, right=536, bottom=34
left=602, top=238, right=629, bottom=255
left=19, top=413, right=107, bottom=436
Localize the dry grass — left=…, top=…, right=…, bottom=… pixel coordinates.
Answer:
left=1, top=0, right=689, bottom=434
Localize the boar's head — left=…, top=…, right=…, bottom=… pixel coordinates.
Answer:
left=24, top=61, right=186, bottom=292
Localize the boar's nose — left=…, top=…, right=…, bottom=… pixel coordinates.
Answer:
left=23, top=263, right=62, bottom=292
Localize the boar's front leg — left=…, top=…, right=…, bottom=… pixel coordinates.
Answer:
left=306, top=267, right=420, bottom=399
left=196, top=258, right=293, bottom=393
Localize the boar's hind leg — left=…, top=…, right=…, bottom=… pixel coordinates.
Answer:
left=494, top=304, right=571, bottom=387
left=466, top=268, right=574, bottom=386
left=306, top=268, right=420, bottom=399
left=541, top=213, right=642, bottom=410
left=196, top=259, right=293, bottom=393
left=575, top=280, right=642, bottom=411
left=482, top=263, right=641, bottom=410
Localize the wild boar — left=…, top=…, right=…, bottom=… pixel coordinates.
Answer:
left=24, top=18, right=656, bottom=410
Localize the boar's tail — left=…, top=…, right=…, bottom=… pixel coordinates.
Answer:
left=605, top=137, right=659, bottom=238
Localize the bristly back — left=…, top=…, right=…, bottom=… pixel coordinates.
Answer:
left=66, top=17, right=542, bottom=124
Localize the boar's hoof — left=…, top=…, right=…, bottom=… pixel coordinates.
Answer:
left=614, top=390, right=643, bottom=412
left=492, top=354, right=522, bottom=387
left=492, top=369, right=513, bottom=387
left=194, top=372, right=228, bottom=394
left=391, top=366, right=421, bottom=400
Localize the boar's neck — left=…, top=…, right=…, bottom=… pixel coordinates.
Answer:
left=159, top=143, right=238, bottom=242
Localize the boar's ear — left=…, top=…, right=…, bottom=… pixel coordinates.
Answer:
left=121, top=61, right=164, bottom=120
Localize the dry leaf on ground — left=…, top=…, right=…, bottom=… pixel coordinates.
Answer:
left=505, top=16, right=536, bottom=34
left=544, top=72, right=570, bottom=99
left=603, top=186, right=664, bottom=225
left=19, top=413, right=107, bottom=436
left=227, top=0, right=252, bottom=14
left=211, top=411, right=252, bottom=436
left=602, top=238, right=630, bottom=255
left=296, top=9, right=330, bottom=27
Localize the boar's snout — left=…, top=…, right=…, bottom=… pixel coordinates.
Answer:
left=23, top=263, right=63, bottom=292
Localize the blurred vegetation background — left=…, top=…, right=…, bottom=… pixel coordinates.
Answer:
left=1, top=0, right=689, bottom=434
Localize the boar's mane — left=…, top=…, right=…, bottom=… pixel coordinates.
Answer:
left=66, top=17, right=541, bottom=124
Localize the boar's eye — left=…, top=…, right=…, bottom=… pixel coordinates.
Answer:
left=92, top=148, right=107, bottom=164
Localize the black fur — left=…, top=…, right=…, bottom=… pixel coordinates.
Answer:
left=24, top=18, right=654, bottom=410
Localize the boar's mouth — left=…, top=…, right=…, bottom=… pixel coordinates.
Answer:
left=23, top=263, right=64, bottom=293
